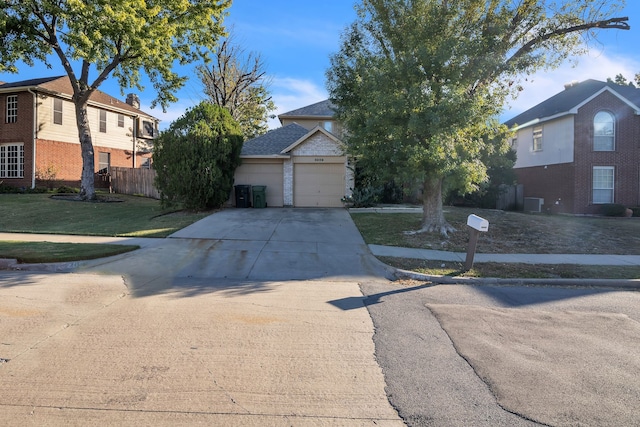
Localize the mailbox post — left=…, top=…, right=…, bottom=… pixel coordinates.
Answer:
left=465, top=214, right=489, bottom=271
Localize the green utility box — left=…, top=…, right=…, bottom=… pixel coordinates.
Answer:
left=252, top=185, right=267, bottom=208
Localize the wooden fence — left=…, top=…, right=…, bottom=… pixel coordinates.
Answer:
left=110, top=167, right=160, bottom=199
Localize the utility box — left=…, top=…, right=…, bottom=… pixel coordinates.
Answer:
left=252, top=185, right=266, bottom=208
left=234, top=185, right=251, bottom=208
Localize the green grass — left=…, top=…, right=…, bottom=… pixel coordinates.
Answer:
left=351, top=207, right=640, bottom=280
left=0, top=193, right=213, bottom=263
left=0, top=193, right=211, bottom=237
left=0, top=241, right=139, bottom=264
left=380, top=257, right=640, bottom=280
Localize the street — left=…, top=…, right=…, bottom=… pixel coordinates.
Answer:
left=362, top=281, right=640, bottom=426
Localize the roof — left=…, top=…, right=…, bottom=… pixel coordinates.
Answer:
left=0, top=75, right=158, bottom=119
left=241, top=123, right=310, bottom=156
left=504, top=79, right=640, bottom=128
left=279, top=99, right=335, bottom=119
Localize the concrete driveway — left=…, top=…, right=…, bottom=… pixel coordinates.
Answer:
left=79, top=208, right=391, bottom=295
left=0, top=208, right=402, bottom=426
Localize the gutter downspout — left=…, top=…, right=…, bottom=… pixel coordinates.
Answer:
left=132, top=114, right=139, bottom=168
left=26, top=88, right=37, bottom=189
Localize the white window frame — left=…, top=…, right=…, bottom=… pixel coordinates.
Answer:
left=592, top=166, right=614, bottom=204
left=117, top=114, right=125, bottom=128
left=532, top=126, right=542, bottom=152
left=53, top=98, right=63, bottom=125
left=593, top=111, right=615, bottom=151
left=0, top=143, right=25, bottom=178
left=98, top=152, right=110, bottom=174
left=99, top=110, right=107, bottom=133
left=6, top=95, right=17, bottom=124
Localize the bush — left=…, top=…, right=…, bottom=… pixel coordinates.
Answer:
left=343, top=185, right=382, bottom=208
left=153, top=103, right=243, bottom=211
left=630, top=207, right=640, bottom=217
left=599, top=203, right=628, bottom=217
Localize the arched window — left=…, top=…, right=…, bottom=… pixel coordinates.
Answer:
left=593, top=111, right=615, bottom=151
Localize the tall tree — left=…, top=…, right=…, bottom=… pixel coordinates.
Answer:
left=607, top=73, right=639, bottom=87
left=328, top=0, right=629, bottom=235
left=0, top=0, right=230, bottom=200
left=197, top=33, right=276, bottom=140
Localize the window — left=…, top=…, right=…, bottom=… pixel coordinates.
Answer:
left=6, top=95, right=17, bottom=123
left=0, top=143, right=24, bottom=178
left=142, top=120, right=155, bottom=137
left=117, top=114, right=124, bottom=128
left=99, top=110, right=107, bottom=133
left=322, top=121, right=333, bottom=133
left=593, top=166, right=614, bottom=204
left=532, top=126, right=542, bottom=151
left=53, top=98, right=63, bottom=125
left=510, top=137, right=518, bottom=150
left=593, top=111, right=615, bottom=151
left=98, top=152, right=110, bottom=174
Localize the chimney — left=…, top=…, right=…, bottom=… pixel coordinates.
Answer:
left=563, top=80, right=580, bottom=90
left=126, top=93, right=140, bottom=109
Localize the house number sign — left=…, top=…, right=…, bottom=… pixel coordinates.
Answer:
left=314, top=158, right=325, bottom=162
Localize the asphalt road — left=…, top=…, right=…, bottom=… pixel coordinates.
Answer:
left=361, top=281, right=640, bottom=427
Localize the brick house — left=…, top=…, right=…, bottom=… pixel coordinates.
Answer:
left=233, top=99, right=354, bottom=207
left=0, top=76, right=159, bottom=189
left=505, top=79, right=640, bottom=214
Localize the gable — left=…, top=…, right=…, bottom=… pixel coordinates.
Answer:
left=282, top=127, right=343, bottom=156
left=505, top=80, right=640, bottom=130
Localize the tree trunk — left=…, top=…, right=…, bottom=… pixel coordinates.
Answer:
left=419, top=176, right=456, bottom=236
left=75, top=102, right=96, bottom=200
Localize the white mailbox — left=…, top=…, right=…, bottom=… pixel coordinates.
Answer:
left=467, top=214, right=489, bottom=232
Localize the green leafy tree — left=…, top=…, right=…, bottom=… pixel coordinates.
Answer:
left=328, top=0, right=629, bottom=235
left=607, top=73, right=638, bottom=87
left=197, top=33, right=276, bottom=140
left=152, top=102, right=243, bottom=211
left=0, top=0, right=230, bottom=200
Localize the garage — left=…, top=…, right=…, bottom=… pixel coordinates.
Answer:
left=294, top=160, right=346, bottom=207
left=236, top=123, right=353, bottom=208
left=233, top=160, right=284, bottom=207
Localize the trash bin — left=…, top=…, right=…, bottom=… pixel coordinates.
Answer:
left=234, top=185, right=251, bottom=208
left=252, top=185, right=267, bottom=208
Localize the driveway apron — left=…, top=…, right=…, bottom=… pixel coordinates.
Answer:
left=0, top=208, right=401, bottom=425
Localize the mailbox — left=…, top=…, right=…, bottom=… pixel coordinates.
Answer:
left=467, top=214, right=489, bottom=232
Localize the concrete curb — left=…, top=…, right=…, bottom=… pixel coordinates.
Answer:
left=392, top=267, right=640, bottom=289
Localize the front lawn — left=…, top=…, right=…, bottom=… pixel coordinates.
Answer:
left=0, top=193, right=211, bottom=237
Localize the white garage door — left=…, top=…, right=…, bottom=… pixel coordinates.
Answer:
left=234, top=161, right=284, bottom=207
left=294, top=163, right=345, bottom=207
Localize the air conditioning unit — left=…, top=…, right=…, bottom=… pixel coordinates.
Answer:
left=523, top=197, right=544, bottom=213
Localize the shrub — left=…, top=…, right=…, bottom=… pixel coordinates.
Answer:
left=599, top=203, right=627, bottom=217
left=630, top=207, right=640, bottom=217
left=153, top=103, right=243, bottom=211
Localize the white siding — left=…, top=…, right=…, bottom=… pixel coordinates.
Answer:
left=513, top=116, right=575, bottom=168
left=37, top=95, right=138, bottom=151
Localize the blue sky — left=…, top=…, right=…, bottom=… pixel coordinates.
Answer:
left=1, top=1, right=638, bottom=130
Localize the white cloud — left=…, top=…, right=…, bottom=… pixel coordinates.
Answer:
left=501, top=49, right=640, bottom=121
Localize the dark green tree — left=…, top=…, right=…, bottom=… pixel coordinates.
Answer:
left=153, top=103, right=243, bottom=211
left=328, top=0, right=629, bottom=235
left=0, top=0, right=230, bottom=200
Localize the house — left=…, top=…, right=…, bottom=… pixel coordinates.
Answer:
left=0, top=76, right=159, bottom=189
left=233, top=99, right=353, bottom=207
left=505, top=79, right=640, bottom=214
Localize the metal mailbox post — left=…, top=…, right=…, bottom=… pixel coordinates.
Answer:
left=465, top=214, right=489, bottom=271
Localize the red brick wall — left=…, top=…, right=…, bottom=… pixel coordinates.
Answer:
left=574, top=91, right=640, bottom=214
left=515, top=163, right=575, bottom=213
left=36, top=139, right=139, bottom=185
left=0, top=92, right=35, bottom=188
